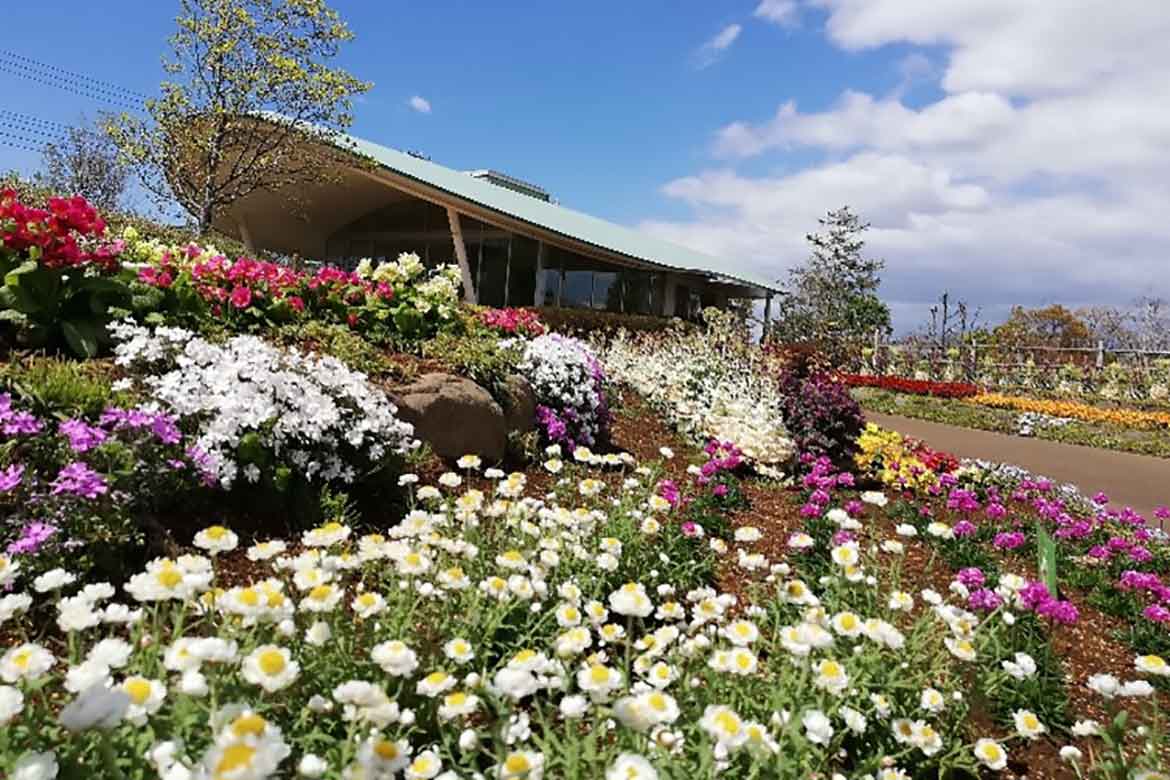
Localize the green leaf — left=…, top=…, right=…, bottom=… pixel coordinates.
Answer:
left=62, top=319, right=100, bottom=358
left=1036, top=521, right=1058, bottom=597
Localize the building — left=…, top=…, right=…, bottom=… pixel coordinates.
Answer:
left=216, top=118, right=780, bottom=321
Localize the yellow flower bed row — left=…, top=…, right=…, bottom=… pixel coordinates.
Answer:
left=968, top=393, right=1170, bottom=430
left=856, top=423, right=939, bottom=490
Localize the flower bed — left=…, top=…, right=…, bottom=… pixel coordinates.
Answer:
left=969, top=393, right=1170, bottom=431
left=841, top=373, right=981, bottom=398
left=601, top=315, right=794, bottom=474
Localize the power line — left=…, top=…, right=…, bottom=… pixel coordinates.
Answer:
left=0, top=110, right=71, bottom=135
left=0, top=128, right=59, bottom=153
left=0, top=58, right=144, bottom=112
left=0, top=48, right=148, bottom=101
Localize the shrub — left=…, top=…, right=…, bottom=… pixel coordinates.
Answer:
left=110, top=320, right=418, bottom=490
left=532, top=306, right=681, bottom=337
left=777, top=372, right=864, bottom=467
left=517, top=333, right=609, bottom=448
left=0, top=355, right=116, bottom=419
left=0, top=190, right=130, bottom=356
left=423, top=324, right=523, bottom=399
left=0, top=392, right=212, bottom=581
left=477, top=306, right=546, bottom=337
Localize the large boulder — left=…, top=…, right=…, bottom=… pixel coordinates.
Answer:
left=392, top=373, right=507, bottom=461
left=499, top=374, right=537, bottom=437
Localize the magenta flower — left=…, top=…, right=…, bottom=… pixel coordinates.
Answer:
left=50, top=461, right=108, bottom=499
left=0, top=463, right=23, bottom=492
left=6, top=522, right=57, bottom=555
left=59, top=418, right=108, bottom=453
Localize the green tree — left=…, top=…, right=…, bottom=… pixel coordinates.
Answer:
left=37, top=115, right=129, bottom=212
left=106, top=0, right=371, bottom=236
left=772, top=206, right=891, bottom=358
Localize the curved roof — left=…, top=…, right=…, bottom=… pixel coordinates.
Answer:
left=317, top=123, right=779, bottom=294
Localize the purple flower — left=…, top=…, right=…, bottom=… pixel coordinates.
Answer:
left=50, top=462, right=108, bottom=499
left=680, top=521, right=702, bottom=538
left=59, top=418, right=108, bottom=453
left=993, top=531, right=1026, bottom=550
left=1092, top=491, right=1110, bottom=505
left=2, top=412, right=43, bottom=437
left=953, top=520, right=977, bottom=538
left=0, top=463, right=23, bottom=492
left=712, top=484, right=728, bottom=498
left=1144, top=604, right=1170, bottom=623
left=6, top=521, right=58, bottom=555
left=968, top=588, right=1003, bottom=612
left=956, top=567, right=986, bottom=588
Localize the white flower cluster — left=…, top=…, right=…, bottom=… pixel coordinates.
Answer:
left=355, top=252, right=462, bottom=318
left=110, top=321, right=417, bottom=487
left=601, top=328, right=794, bottom=473
left=518, top=334, right=608, bottom=446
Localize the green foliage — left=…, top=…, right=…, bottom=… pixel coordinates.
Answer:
left=106, top=0, right=372, bottom=233
left=274, top=321, right=394, bottom=377
left=977, top=614, right=1071, bottom=729
left=771, top=207, right=891, bottom=360
left=423, top=322, right=523, bottom=396
left=0, top=355, right=117, bottom=418
left=0, top=256, right=131, bottom=357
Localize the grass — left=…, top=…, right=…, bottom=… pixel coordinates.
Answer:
left=853, top=387, right=1170, bottom=459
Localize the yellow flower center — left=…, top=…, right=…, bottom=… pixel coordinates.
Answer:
left=205, top=526, right=227, bottom=540
left=309, top=585, right=333, bottom=602
left=589, top=665, right=611, bottom=684
left=446, top=692, right=467, bottom=706
left=715, top=711, right=741, bottom=735
left=157, top=569, right=183, bottom=588
left=257, top=649, right=286, bottom=676
left=239, top=588, right=260, bottom=607
left=123, top=678, right=152, bottom=705
left=216, top=744, right=256, bottom=776
left=504, top=754, right=531, bottom=773
left=374, top=740, right=399, bottom=760
left=12, top=650, right=31, bottom=669
left=425, top=672, right=448, bottom=686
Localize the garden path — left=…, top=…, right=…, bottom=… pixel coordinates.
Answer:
left=866, top=411, right=1170, bottom=528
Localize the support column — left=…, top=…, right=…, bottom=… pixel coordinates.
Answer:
left=762, top=292, right=773, bottom=344
left=533, top=241, right=546, bottom=306
left=446, top=208, right=477, bottom=304
left=662, top=275, right=677, bottom=318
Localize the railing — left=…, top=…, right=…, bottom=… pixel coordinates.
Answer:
left=851, top=334, right=1170, bottom=405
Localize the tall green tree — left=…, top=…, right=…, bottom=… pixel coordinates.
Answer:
left=107, top=0, right=371, bottom=236
left=772, top=206, right=891, bottom=357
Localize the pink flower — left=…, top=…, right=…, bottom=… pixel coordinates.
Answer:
left=229, top=285, right=253, bottom=309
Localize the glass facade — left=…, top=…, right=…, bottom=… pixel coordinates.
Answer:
left=321, top=193, right=735, bottom=317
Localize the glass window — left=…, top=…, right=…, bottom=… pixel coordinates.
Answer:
left=593, top=271, right=620, bottom=311
left=507, top=235, right=539, bottom=307
left=477, top=238, right=508, bottom=307
left=561, top=270, right=593, bottom=309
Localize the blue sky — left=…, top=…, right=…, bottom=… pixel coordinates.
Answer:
left=3, top=1, right=1168, bottom=332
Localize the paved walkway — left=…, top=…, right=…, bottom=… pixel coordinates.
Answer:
left=866, top=412, right=1170, bottom=525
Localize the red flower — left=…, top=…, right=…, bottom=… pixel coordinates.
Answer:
left=839, top=374, right=980, bottom=398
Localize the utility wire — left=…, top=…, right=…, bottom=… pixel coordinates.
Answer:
left=0, top=48, right=148, bottom=101
left=0, top=58, right=144, bottom=111
left=0, top=109, right=72, bottom=133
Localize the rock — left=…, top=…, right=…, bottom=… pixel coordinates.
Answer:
left=391, top=373, right=507, bottom=461
left=499, top=374, right=537, bottom=436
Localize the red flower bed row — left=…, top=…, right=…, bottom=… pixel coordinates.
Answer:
left=840, top=373, right=981, bottom=398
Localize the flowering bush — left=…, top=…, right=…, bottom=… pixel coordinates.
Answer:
left=130, top=238, right=463, bottom=342
left=110, top=321, right=417, bottom=489
left=777, top=372, right=864, bottom=467
left=477, top=307, right=547, bottom=338
left=842, top=374, right=981, bottom=399
left=855, top=424, right=958, bottom=491
left=0, top=190, right=130, bottom=356
left=602, top=316, right=794, bottom=475
left=0, top=391, right=212, bottom=581
left=517, top=333, right=609, bottom=448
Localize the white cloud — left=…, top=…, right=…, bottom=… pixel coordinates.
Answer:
left=754, top=0, right=800, bottom=26
left=695, top=24, right=743, bottom=69
left=408, top=95, right=432, bottom=114
left=649, top=0, right=1170, bottom=331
